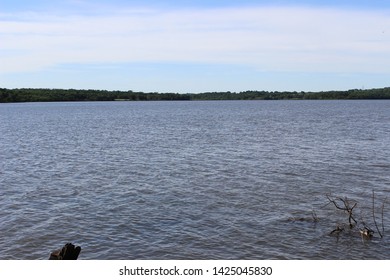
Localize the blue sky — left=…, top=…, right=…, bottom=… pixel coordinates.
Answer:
left=1, top=1, right=389, bottom=93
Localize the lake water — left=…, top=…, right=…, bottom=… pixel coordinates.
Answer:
left=1, top=100, right=390, bottom=260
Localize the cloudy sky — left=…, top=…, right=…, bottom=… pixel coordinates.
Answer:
left=0, top=0, right=389, bottom=93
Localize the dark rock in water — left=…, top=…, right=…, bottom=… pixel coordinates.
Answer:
left=49, top=243, right=81, bottom=260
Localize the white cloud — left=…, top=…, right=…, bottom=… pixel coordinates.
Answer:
left=1, top=6, right=389, bottom=74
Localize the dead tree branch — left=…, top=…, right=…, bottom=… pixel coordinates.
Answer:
left=372, top=190, right=385, bottom=238
left=326, top=194, right=358, bottom=228
left=326, top=191, right=387, bottom=239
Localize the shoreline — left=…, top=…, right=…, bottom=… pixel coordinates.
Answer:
left=1, top=87, right=390, bottom=103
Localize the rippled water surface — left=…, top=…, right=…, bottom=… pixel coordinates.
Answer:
left=1, top=100, right=390, bottom=259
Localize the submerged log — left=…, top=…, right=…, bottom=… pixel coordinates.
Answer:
left=49, top=243, right=81, bottom=260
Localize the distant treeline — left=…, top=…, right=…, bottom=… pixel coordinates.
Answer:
left=1, top=87, right=390, bottom=103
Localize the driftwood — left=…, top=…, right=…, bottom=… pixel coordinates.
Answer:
left=49, top=243, right=81, bottom=260
left=326, top=194, right=358, bottom=228
left=372, top=190, right=385, bottom=238
left=326, top=192, right=387, bottom=239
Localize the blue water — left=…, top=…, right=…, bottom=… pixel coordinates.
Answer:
left=1, top=100, right=390, bottom=259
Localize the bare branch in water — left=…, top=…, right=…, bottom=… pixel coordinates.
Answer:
left=372, top=190, right=385, bottom=238
left=326, top=194, right=357, bottom=228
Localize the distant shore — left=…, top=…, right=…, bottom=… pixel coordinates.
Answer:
left=1, top=87, right=389, bottom=103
